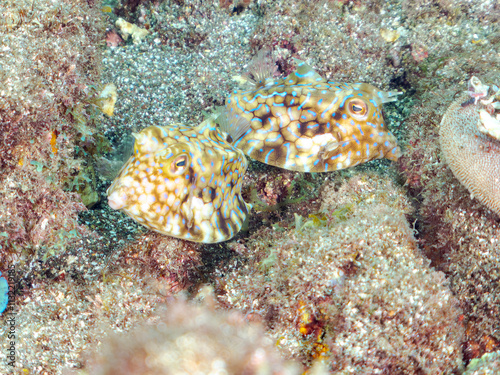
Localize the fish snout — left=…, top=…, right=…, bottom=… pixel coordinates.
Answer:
left=107, top=189, right=129, bottom=210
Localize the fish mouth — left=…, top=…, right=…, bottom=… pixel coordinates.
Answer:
left=108, top=190, right=127, bottom=210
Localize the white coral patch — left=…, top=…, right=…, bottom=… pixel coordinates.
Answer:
left=478, top=109, right=500, bottom=140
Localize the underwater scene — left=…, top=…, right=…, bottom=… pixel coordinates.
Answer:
left=0, top=0, right=499, bottom=373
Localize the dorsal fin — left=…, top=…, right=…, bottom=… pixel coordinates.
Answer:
left=376, top=89, right=403, bottom=104
left=284, top=59, right=325, bottom=85
left=241, top=49, right=278, bottom=87
left=215, top=107, right=252, bottom=143
left=352, top=83, right=403, bottom=104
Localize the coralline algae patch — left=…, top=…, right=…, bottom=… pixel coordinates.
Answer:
left=221, top=175, right=464, bottom=373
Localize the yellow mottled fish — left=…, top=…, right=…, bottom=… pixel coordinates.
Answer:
left=107, top=119, right=251, bottom=243
left=221, top=59, right=401, bottom=173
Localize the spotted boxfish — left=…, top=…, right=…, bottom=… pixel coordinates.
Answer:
left=221, top=59, right=401, bottom=172
left=107, top=119, right=251, bottom=243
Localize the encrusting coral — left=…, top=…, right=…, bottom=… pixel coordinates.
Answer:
left=221, top=174, right=464, bottom=373
left=439, top=77, right=500, bottom=216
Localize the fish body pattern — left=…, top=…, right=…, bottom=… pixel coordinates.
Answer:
left=107, top=120, right=251, bottom=243
left=223, top=62, right=401, bottom=172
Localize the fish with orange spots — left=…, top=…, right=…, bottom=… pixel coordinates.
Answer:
left=107, top=119, right=251, bottom=243
left=221, top=55, right=402, bottom=172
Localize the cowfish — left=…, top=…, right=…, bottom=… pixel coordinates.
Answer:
left=107, top=119, right=251, bottom=243
left=221, top=59, right=401, bottom=173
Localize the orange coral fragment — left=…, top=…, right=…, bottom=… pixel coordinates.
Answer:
left=50, top=130, right=59, bottom=155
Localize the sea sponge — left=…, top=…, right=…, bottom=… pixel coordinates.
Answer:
left=439, top=93, right=500, bottom=216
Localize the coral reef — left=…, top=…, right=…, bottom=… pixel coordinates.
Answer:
left=397, top=23, right=500, bottom=366
left=78, top=295, right=299, bottom=375
left=0, top=0, right=104, bottom=262
left=0, top=168, right=89, bottom=260
left=0, top=270, right=167, bottom=373
left=1, top=0, right=499, bottom=373
left=221, top=174, right=464, bottom=373
left=390, top=0, right=500, bottom=364
left=0, top=231, right=203, bottom=374
left=399, top=92, right=500, bottom=363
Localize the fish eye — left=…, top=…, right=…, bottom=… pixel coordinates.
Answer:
left=351, top=104, right=363, bottom=112
left=170, top=154, right=189, bottom=175
left=348, top=99, right=369, bottom=120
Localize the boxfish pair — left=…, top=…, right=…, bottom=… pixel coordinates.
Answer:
left=107, top=58, right=401, bottom=243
